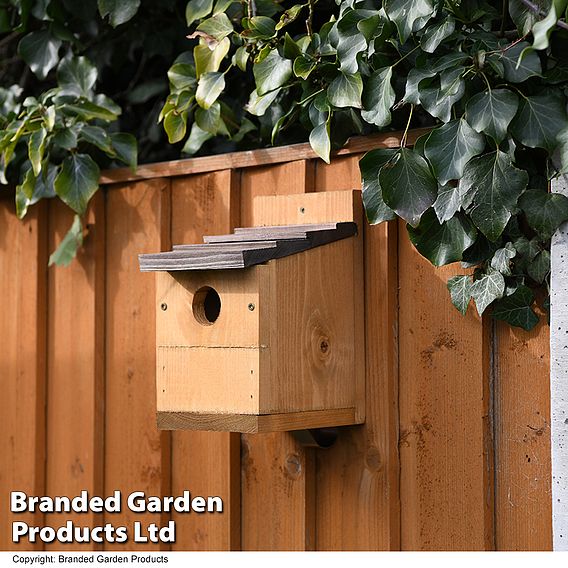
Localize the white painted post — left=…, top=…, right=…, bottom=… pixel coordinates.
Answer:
left=551, top=175, right=568, bottom=550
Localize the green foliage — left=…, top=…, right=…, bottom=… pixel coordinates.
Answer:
left=157, top=0, right=568, bottom=330
left=3, top=0, right=568, bottom=330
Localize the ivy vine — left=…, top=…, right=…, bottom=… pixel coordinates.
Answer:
left=2, top=0, right=568, bottom=329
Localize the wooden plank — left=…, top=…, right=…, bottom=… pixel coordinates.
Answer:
left=551, top=175, right=568, bottom=551
left=315, top=219, right=400, bottom=550
left=104, top=178, right=171, bottom=550
left=494, top=319, right=552, bottom=550
left=315, top=155, right=362, bottom=192
left=158, top=409, right=357, bottom=433
left=169, top=171, right=241, bottom=551
left=397, top=220, right=493, bottom=550
left=0, top=201, right=47, bottom=551
left=240, top=160, right=314, bottom=227
left=241, top=159, right=315, bottom=550
left=45, top=196, right=105, bottom=550
left=100, top=129, right=430, bottom=186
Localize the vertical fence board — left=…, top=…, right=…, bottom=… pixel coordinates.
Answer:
left=315, top=220, right=400, bottom=550
left=45, top=197, right=105, bottom=549
left=170, top=171, right=241, bottom=551
left=312, top=156, right=401, bottom=550
left=0, top=201, right=46, bottom=551
left=240, top=160, right=314, bottom=227
left=494, top=321, right=552, bottom=550
left=104, top=179, right=171, bottom=550
left=314, top=156, right=361, bottom=192
left=398, top=223, right=493, bottom=550
left=240, top=160, right=315, bottom=550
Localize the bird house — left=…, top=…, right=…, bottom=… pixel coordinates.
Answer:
left=139, top=191, right=365, bottom=433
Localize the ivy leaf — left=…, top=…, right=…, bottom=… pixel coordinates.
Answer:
left=447, top=275, right=473, bottom=316
left=465, top=89, right=519, bottom=143
left=361, top=67, right=394, bottom=127
left=407, top=210, right=477, bottom=267
left=246, top=88, right=280, bottom=116
left=194, top=37, right=230, bottom=78
left=276, top=5, right=303, bottom=30
left=28, top=127, right=47, bottom=177
left=57, top=56, right=98, bottom=97
left=359, top=148, right=397, bottom=224
left=197, top=13, right=233, bottom=41
left=492, top=285, right=539, bottom=330
left=196, top=71, right=225, bottom=109
left=18, top=31, right=62, bottom=80
left=62, top=99, right=120, bottom=122
left=433, top=183, right=468, bottom=223
left=425, top=119, right=485, bottom=184
left=514, top=235, right=541, bottom=271
left=328, top=72, right=363, bottom=108
left=383, top=0, right=435, bottom=43
left=309, top=121, right=331, bottom=164
left=459, top=150, right=529, bottom=241
left=531, top=0, right=567, bottom=51
left=490, top=242, right=516, bottom=275
left=80, top=125, right=114, bottom=154
left=336, top=9, right=368, bottom=74
left=195, top=102, right=221, bottom=133
left=246, top=16, right=277, bottom=39
left=48, top=215, right=84, bottom=267
left=182, top=123, right=212, bottom=155
left=471, top=269, right=506, bottom=315
left=110, top=133, right=137, bottom=172
left=421, top=16, right=455, bottom=53
left=518, top=188, right=568, bottom=239
left=186, top=0, right=214, bottom=26
left=253, top=49, right=292, bottom=96
left=509, top=0, right=539, bottom=35
left=98, top=0, right=140, bottom=27
left=167, top=63, right=197, bottom=91
left=510, top=92, right=568, bottom=151
left=54, top=154, right=100, bottom=216
left=500, top=42, right=542, bottom=83
left=15, top=169, right=36, bottom=219
left=379, top=148, right=438, bottom=227
left=293, top=56, right=316, bottom=79
left=419, top=67, right=465, bottom=122
left=528, top=250, right=550, bottom=283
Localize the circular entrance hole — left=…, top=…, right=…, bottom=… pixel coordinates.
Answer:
left=192, top=286, right=221, bottom=325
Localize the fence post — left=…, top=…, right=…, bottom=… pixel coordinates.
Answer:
left=551, top=175, right=568, bottom=550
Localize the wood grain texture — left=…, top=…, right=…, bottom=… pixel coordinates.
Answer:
left=169, top=171, right=241, bottom=551
left=494, top=320, right=552, bottom=550
left=241, top=159, right=315, bottom=550
left=45, top=196, right=105, bottom=549
left=104, top=178, right=171, bottom=550
left=314, top=155, right=362, bottom=192
left=315, top=219, right=400, bottom=550
left=0, top=201, right=47, bottom=551
left=100, top=129, right=430, bottom=186
left=398, top=220, right=493, bottom=550
left=240, top=160, right=314, bottom=227
left=158, top=409, right=357, bottom=433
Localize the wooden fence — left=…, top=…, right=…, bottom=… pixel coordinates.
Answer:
left=0, top=131, right=552, bottom=550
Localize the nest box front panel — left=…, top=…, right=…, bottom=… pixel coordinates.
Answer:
left=155, top=268, right=269, bottom=414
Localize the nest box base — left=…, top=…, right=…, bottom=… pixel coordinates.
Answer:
left=157, top=408, right=360, bottom=434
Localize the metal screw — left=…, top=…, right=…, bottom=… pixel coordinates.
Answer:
left=160, top=302, right=168, bottom=311
left=299, top=207, right=305, bottom=214
left=248, top=303, right=255, bottom=311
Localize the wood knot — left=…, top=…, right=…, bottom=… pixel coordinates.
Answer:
left=284, top=454, right=302, bottom=479
left=365, top=446, right=382, bottom=472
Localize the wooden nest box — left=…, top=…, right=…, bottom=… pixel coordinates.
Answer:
left=138, top=191, right=365, bottom=433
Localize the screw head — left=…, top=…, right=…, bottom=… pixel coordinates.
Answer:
left=248, top=303, right=255, bottom=311
left=160, top=302, right=168, bottom=311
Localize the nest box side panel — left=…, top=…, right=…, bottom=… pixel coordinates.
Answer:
left=254, top=191, right=365, bottom=422
left=155, top=268, right=267, bottom=414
